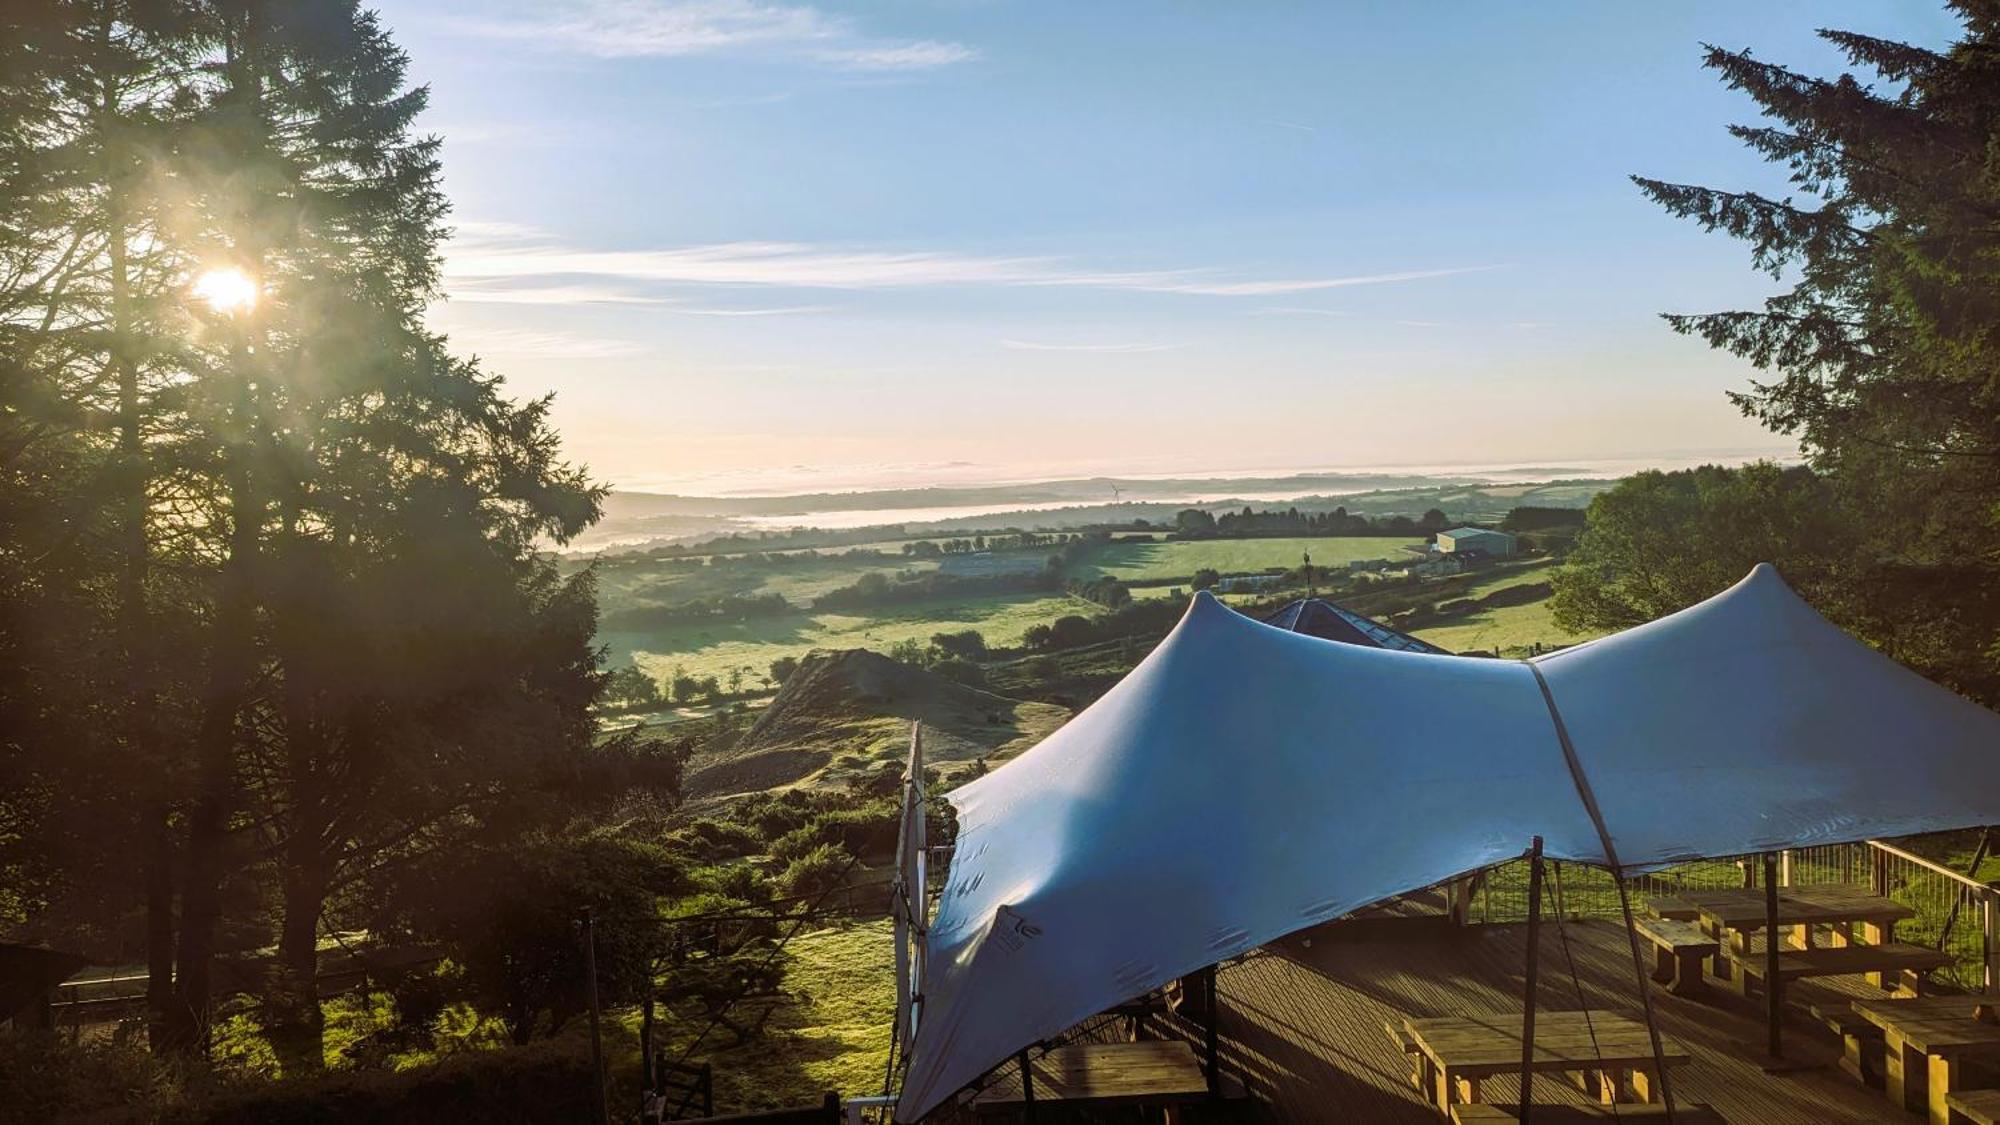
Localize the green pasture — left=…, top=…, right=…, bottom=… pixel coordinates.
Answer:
left=605, top=592, right=1106, bottom=686
left=653, top=919, right=895, bottom=1110
left=1411, top=592, right=1604, bottom=657
left=1076, top=536, right=1424, bottom=583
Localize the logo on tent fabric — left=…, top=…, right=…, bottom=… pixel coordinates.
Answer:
left=991, top=905, right=1042, bottom=953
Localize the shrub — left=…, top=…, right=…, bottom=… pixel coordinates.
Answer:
left=191, top=1033, right=600, bottom=1125
left=773, top=843, right=855, bottom=900
left=929, top=657, right=986, bottom=687
left=665, top=818, right=763, bottom=862
left=733, top=792, right=815, bottom=841
left=769, top=803, right=899, bottom=864
left=0, top=1033, right=179, bottom=1123
left=383, top=832, right=678, bottom=1045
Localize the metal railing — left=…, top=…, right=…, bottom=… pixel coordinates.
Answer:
left=1463, top=833, right=2000, bottom=992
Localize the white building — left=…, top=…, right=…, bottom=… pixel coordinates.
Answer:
left=1435, top=527, right=1517, bottom=557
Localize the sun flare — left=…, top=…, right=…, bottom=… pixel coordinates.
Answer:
left=192, top=267, right=258, bottom=314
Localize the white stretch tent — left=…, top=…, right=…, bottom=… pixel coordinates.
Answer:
left=895, top=565, right=2000, bottom=1120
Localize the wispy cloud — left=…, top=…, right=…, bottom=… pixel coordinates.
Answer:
left=667, top=304, right=830, bottom=316
left=444, top=220, right=1498, bottom=305
left=456, top=326, right=647, bottom=358
left=1249, top=306, right=1350, bottom=317
left=1001, top=340, right=1183, bottom=354
left=450, top=0, right=975, bottom=71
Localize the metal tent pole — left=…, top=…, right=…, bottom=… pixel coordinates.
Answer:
left=1519, top=836, right=1545, bottom=1123
left=1019, top=1048, right=1036, bottom=1121
left=1202, top=963, right=1220, bottom=1096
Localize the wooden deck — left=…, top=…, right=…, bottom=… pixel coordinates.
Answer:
left=1206, top=906, right=1909, bottom=1124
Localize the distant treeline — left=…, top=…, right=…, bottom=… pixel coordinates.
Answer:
left=1171, top=505, right=1454, bottom=538
left=901, top=531, right=1081, bottom=555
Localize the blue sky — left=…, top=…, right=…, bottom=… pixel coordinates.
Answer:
left=375, top=0, right=1959, bottom=494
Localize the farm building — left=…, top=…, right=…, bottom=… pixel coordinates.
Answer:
left=1436, top=526, right=1517, bottom=556
left=884, top=566, right=2000, bottom=1123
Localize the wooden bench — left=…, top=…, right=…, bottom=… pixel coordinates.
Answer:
left=1384, top=1020, right=1423, bottom=1089
left=1721, top=941, right=1952, bottom=998
left=1451, top=1104, right=1726, bottom=1123
left=1631, top=915, right=1719, bottom=996
left=1949, top=1089, right=2000, bottom=1123
left=1808, top=998, right=1884, bottom=1088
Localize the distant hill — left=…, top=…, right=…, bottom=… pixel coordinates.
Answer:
left=682, top=649, right=1071, bottom=800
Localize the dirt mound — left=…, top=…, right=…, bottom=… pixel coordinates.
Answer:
left=683, top=649, right=1070, bottom=799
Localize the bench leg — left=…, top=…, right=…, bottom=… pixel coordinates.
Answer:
left=1652, top=944, right=1675, bottom=985
left=1886, top=1032, right=1927, bottom=1114
left=1455, top=1076, right=1480, bottom=1105
left=1839, top=1031, right=1884, bottom=1089
left=1861, top=920, right=1889, bottom=989
left=1671, top=952, right=1707, bottom=996
left=1927, top=1052, right=1958, bottom=1125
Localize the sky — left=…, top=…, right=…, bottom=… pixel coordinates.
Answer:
left=373, top=0, right=1961, bottom=496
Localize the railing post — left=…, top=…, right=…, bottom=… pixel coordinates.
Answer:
left=1872, top=845, right=1890, bottom=898
left=1780, top=849, right=1793, bottom=888
left=1985, top=888, right=1998, bottom=995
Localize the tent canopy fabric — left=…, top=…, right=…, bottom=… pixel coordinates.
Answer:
left=895, top=565, right=2000, bottom=1120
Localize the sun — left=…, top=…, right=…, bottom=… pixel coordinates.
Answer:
left=192, top=267, right=258, bottom=314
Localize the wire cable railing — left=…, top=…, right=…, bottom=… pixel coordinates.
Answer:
left=1464, top=833, right=1998, bottom=992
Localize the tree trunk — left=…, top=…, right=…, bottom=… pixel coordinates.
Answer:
left=93, top=25, right=179, bottom=1055
left=172, top=7, right=270, bottom=1055
left=170, top=336, right=260, bottom=1054
left=265, top=842, right=329, bottom=1074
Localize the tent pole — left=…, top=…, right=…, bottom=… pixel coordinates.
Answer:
left=1529, top=661, right=1677, bottom=1119
left=1018, top=1049, right=1035, bottom=1121
left=1202, top=963, right=1220, bottom=1096
left=1765, top=851, right=1783, bottom=1059
left=1519, top=836, right=1545, bottom=1123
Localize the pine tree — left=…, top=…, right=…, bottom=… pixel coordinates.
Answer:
left=162, top=0, right=607, bottom=1066
left=1636, top=2, right=2000, bottom=699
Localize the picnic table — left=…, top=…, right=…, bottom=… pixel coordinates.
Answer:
left=969, top=1040, right=1210, bottom=1114
left=1851, top=997, right=2000, bottom=1125
left=1680, top=885, right=1913, bottom=945
left=1677, top=886, right=1938, bottom=995
left=1400, top=1011, right=1692, bottom=1113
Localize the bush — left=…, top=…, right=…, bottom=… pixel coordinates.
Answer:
left=382, top=832, right=680, bottom=1045
left=929, top=657, right=986, bottom=687
left=773, top=843, right=855, bottom=900
left=732, top=792, right=816, bottom=841
left=769, top=802, right=899, bottom=864
left=665, top=818, right=763, bottom=862
left=0, top=1033, right=179, bottom=1123
left=191, top=1033, right=600, bottom=1125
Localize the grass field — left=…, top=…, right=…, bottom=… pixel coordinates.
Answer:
left=648, top=919, right=895, bottom=1112
left=604, top=592, right=1105, bottom=686
left=1076, top=536, right=1423, bottom=583
left=592, top=554, right=950, bottom=609
left=1409, top=562, right=1606, bottom=656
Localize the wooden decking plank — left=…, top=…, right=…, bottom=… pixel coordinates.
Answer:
left=1209, top=913, right=1903, bottom=1124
